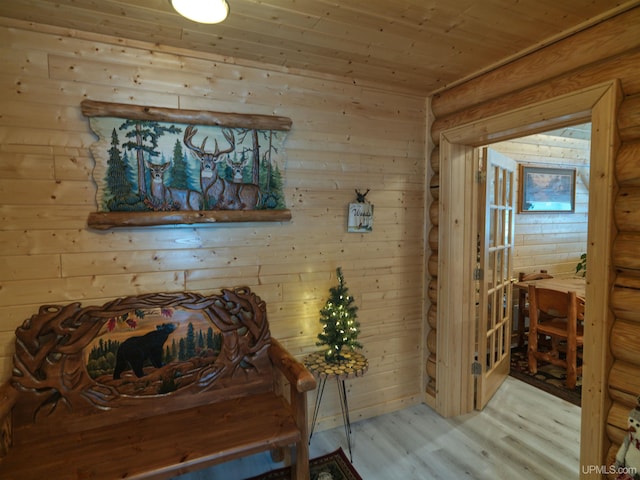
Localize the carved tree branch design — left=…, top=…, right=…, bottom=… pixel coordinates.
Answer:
left=11, top=289, right=271, bottom=417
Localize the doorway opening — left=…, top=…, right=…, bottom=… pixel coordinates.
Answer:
left=480, top=123, right=591, bottom=408
left=435, top=81, right=620, bottom=469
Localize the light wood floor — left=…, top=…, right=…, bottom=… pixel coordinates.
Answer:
left=174, top=376, right=581, bottom=479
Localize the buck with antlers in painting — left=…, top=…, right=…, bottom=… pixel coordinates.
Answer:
left=183, top=126, right=261, bottom=210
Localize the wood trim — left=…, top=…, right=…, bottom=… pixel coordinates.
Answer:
left=579, top=80, right=622, bottom=478
left=435, top=138, right=476, bottom=416
left=438, top=88, right=595, bottom=146
left=81, top=100, right=292, bottom=131
left=436, top=81, right=619, bottom=477
left=87, top=209, right=292, bottom=229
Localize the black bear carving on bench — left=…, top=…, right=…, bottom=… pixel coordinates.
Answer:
left=8, top=289, right=276, bottom=410
left=113, top=323, right=177, bottom=379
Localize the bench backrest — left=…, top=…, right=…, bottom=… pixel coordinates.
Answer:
left=10, top=287, right=272, bottom=435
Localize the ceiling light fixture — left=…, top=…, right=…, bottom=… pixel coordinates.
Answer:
left=171, top=0, right=229, bottom=24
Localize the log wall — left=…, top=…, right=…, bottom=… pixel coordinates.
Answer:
left=427, top=6, right=640, bottom=475
left=0, top=19, right=426, bottom=429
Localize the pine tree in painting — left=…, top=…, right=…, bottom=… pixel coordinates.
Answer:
left=170, top=139, right=189, bottom=190
left=186, top=322, right=196, bottom=358
left=105, top=128, right=142, bottom=211
left=317, top=267, right=362, bottom=362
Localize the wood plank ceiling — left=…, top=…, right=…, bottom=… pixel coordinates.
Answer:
left=0, top=0, right=637, bottom=96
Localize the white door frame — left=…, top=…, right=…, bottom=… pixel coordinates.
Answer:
left=436, top=81, right=621, bottom=473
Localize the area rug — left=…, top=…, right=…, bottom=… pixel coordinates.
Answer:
left=245, top=448, right=362, bottom=480
left=509, top=346, right=582, bottom=407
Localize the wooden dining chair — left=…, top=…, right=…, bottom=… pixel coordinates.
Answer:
left=515, top=270, right=553, bottom=348
left=527, top=285, right=584, bottom=389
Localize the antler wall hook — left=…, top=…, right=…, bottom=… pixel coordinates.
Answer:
left=355, top=189, right=370, bottom=203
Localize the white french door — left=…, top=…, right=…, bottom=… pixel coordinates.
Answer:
left=475, top=148, right=517, bottom=410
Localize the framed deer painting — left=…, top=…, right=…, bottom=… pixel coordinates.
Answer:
left=82, top=100, right=292, bottom=229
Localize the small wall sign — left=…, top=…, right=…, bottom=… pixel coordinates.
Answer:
left=348, top=189, right=373, bottom=232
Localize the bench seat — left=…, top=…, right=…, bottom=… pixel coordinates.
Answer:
left=1, top=392, right=298, bottom=480
left=0, top=288, right=316, bottom=480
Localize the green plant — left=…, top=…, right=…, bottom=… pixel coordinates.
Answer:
left=575, top=253, right=587, bottom=277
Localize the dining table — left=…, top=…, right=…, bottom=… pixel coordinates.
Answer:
left=514, top=276, right=586, bottom=299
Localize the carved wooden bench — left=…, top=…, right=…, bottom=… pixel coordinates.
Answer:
left=0, top=288, right=316, bottom=480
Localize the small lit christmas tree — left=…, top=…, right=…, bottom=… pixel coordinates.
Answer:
left=317, top=267, right=362, bottom=362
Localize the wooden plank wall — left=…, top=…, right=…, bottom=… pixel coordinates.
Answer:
left=427, top=5, right=640, bottom=474
left=491, top=131, right=590, bottom=277
left=0, top=19, right=426, bottom=430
